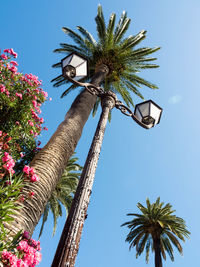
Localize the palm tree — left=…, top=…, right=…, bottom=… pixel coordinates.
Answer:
left=8, top=5, right=160, bottom=237
left=38, top=155, right=82, bottom=237
left=121, top=198, right=190, bottom=267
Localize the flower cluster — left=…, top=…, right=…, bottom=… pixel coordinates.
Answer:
left=0, top=49, right=47, bottom=266
left=0, top=48, right=50, bottom=145
left=2, top=152, right=15, bottom=174
left=0, top=132, right=15, bottom=178
left=1, top=232, right=41, bottom=267
left=23, top=165, right=39, bottom=182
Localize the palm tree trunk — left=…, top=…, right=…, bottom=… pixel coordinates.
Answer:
left=154, top=238, right=163, bottom=267
left=6, top=64, right=109, bottom=237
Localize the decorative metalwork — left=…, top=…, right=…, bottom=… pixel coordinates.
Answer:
left=115, top=100, right=133, bottom=117
left=65, top=74, right=151, bottom=129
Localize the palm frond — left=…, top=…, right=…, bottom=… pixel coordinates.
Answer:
left=95, top=5, right=106, bottom=44
left=106, top=13, right=116, bottom=46
left=38, top=203, right=50, bottom=238
left=120, top=30, right=146, bottom=50
left=52, top=62, right=61, bottom=68
left=114, top=17, right=131, bottom=43
left=61, top=83, right=78, bottom=98
left=77, top=26, right=97, bottom=48
left=114, top=11, right=127, bottom=41
left=62, top=27, right=87, bottom=49
left=92, top=97, right=101, bottom=117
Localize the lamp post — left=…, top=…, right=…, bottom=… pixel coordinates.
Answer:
left=52, top=53, right=162, bottom=267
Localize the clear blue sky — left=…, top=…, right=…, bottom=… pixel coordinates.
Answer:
left=1, top=0, right=200, bottom=266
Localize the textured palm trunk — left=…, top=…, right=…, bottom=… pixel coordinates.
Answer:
left=154, top=238, right=163, bottom=267
left=6, top=65, right=109, bottom=238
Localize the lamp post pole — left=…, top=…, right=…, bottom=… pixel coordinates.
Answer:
left=52, top=92, right=116, bottom=267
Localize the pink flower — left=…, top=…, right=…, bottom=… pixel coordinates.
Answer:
left=0, top=84, right=6, bottom=93
left=32, top=100, right=37, bottom=108
left=23, top=231, right=30, bottom=239
left=9, top=65, right=18, bottom=73
left=29, top=167, right=35, bottom=175
left=10, top=48, right=18, bottom=58
left=4, top=49, right=11, bottom=53
left=17, top=240, right=29, bottom=251
left=0, top=130, right=2, bottom=136
left=30, top=174, right=39, bottom=182
left=10, top=169, right=15, bottom=175
left=20, top=152, right=24, bottom=158
left=42, top=91, right=48, bottom=98
left=2, top=152, right=12, bottom=162
left=3, top=161, right=14, bottom=171
left=19, top=196, right=25, bottom=202
left=28, top=120, right=34, bottom=127
left=35, top=251, right=42, bottom=264
left=15, top=121, right=20, bottom=125
left=10, top=60, right=18, bottom=66
left=16, top=92, right=23, bottom=100
left=2, top=152, right=15, bottom=173
left=5, top=90, right=10, bottom=96
left=29, top=191, right=35, bottom=198
left=49, top=97, right=52, bottom=101
left=1, top=54, right=8, bottom=60
left=23, top=165, right=31, bottom=175
left=43, top=127, right=48, bottom=131
left=2, top=250, right=12, bottom=259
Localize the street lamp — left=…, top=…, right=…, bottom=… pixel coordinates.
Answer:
left=52, top=52, right=162, bottom=267
left=134, top=100, right=162, bottom=128
left=61, top=53, right=88, bottom=81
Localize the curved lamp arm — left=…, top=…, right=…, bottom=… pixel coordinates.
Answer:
left=115, top=100, right=150, bottom=129
left=66, top=75, right=150, bottom=129
left=65, top=74, right=104, bottom=96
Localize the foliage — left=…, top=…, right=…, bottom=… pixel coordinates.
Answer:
left=0, top=48, right=50, bottom=266
left=1, top=231, right=41, bottom=267
left=52, top=4, right=160, bottom=116
left=121, top=197, right=190, bottom=264
left=39, top=155, right=82, bottom=237
left=0, top=175, right=23, bottom=252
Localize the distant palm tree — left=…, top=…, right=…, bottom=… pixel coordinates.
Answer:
left=8, top=5, right=160, bottom=237
left=38, top=155, right=82, bottom=237
left=122, top=198, right=190, bottom=267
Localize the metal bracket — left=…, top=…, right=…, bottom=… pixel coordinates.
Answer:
left=66, top=75, right=150, bottom=129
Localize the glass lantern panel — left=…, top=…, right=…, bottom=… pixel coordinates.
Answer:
left=138, top=102, right=150, bottom=117
left=70, top=54, right=85, bottom=68
left=150, top=103, right=161, bottom=125
left=134, top=108, right=142, bottom=122
left=75, top=61, right=87, bottom=77
left=62, top=55, right=73, bottom=68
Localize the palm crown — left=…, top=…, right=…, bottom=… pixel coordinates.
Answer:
left=122, top=197, right=190, bottom=264
left=52, top=5, right=160, bottom=113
